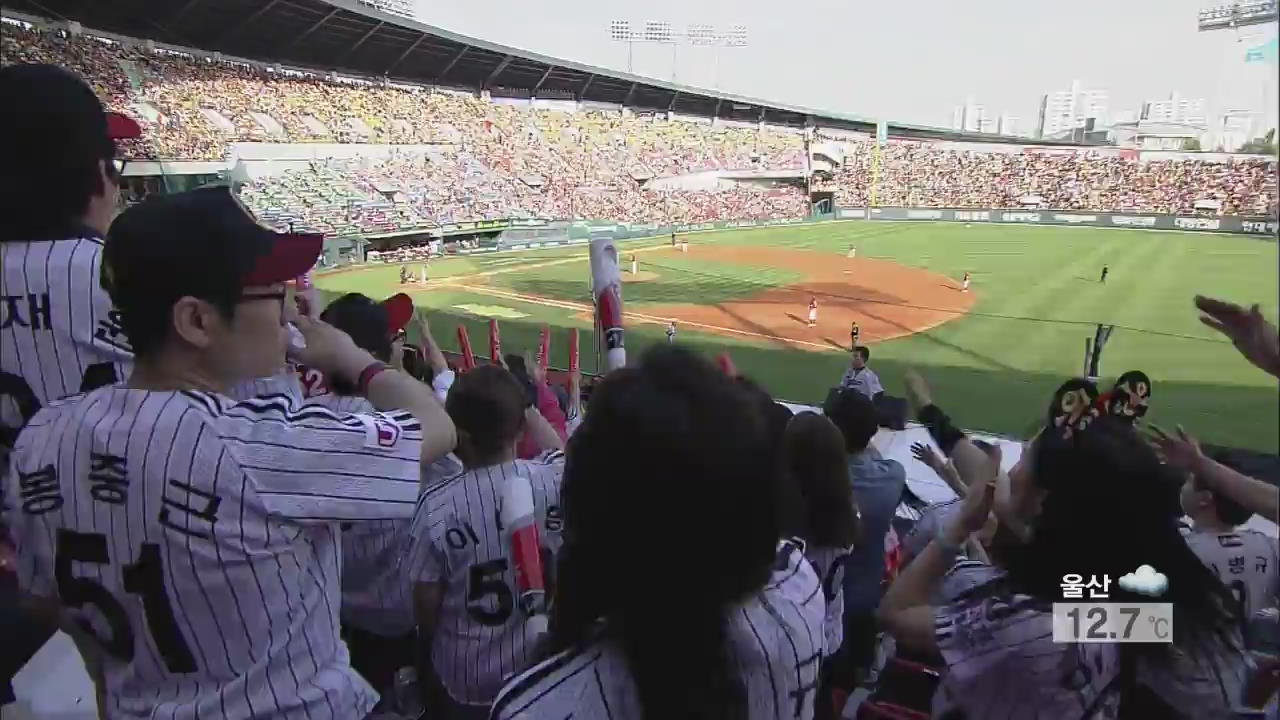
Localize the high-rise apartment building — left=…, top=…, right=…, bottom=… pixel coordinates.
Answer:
left=1142, top=92, right=1208, bottom=125
left=1038, top=80, right=1108, bottom=138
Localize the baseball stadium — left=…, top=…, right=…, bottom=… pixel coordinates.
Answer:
left=2, top=0, right=1280, bottom=717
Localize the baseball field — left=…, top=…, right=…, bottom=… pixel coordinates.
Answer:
left=315, top=221, right=1280, bottom=452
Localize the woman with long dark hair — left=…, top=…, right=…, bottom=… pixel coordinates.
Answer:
left=879, top=374, right=1247, bottom=719
left=490, top=346, right=826, bottom=719
left=782, top=411, right=861, bottom=720
left=782, top=412, right=860, bottom=658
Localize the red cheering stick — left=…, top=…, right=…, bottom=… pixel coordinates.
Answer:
left=456, top=325, right=477, bottom=371
left=536, top=325, right=551, bottom=371
left=715, top=352, right=739, bottom=378
left=489, top=319, right=502, bottom=365
left=500, top=475, right=549, bottom=639
left=568, top=328, right=580, bottom=373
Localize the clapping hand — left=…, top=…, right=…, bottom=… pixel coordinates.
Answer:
left=911, top=441, right=945, bottom=472
left=1146, top=424, right=1204, bottom=473
left=1195, top=295, right=1280, bottom=377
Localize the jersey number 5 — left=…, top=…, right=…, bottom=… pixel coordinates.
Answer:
left=465, top=549, right=555, bottom=627
left=56, top=530, right=197, bottom=673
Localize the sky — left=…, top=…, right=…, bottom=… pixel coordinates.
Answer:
left=414, top=0, right=1278, bottom=131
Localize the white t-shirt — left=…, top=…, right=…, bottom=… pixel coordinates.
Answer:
left=839, top=366, right=883, bottom=399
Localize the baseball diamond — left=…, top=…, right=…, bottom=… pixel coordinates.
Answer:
left=317, top=221, right=1280, bottom=453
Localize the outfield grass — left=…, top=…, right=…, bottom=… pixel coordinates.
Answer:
left=317, top=222, right=1280, bottom=451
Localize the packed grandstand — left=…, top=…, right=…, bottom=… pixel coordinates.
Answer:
left=4, top=4, right=1280, bottom=720
left=2, top=18, right=1277, bottom=243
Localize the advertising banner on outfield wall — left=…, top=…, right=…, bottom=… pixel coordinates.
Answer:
left=858, top=207, right=1277, bottom=236
left=439, top=209, right=1275, bottom=258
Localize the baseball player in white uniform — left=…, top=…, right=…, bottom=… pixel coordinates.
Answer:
left=404, top=364, right=565, bottom=717
left=1, top=65, right=141, bottom=447
left=2, top=187, right=457, bottom=719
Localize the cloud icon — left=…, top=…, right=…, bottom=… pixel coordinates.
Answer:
left=1118, top=565, right=1168, bottom=597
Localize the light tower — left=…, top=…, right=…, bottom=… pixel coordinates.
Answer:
left=1197, top=1, right=1279, bottom=148
left=608, top=20, right=749, bottom=86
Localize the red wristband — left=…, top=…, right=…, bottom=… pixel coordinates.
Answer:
left=357, top=362, right=391, bottom=395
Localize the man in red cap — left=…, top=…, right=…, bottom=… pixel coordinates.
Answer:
left=0, top=62, right=143, bottom=706
left=4, top=186, right=456, bottom=718
left=1, top=64, right=145, bottom=417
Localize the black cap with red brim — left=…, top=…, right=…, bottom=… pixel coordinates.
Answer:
left=104, top=186, right=323, bottom=311
left=382, top=293, right=414, bottom=336
left=107, top=112, right=142, bottom=140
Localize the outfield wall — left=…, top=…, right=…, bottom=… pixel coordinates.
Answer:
left=324, top=206, right=1277, bottom=260
left=836, top=207, right=1279, bottom=236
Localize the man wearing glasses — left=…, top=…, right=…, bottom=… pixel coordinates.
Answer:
left=3, top=186, right=457, bottom=718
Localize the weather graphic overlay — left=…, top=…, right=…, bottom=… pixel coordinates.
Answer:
left=1051, top=566, right=1173, bottom=643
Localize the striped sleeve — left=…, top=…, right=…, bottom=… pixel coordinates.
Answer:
left=210, top=394, right=424, bottom=522
left=934, top=592, right=1119, bottom=716
left=71, top=240, right=134, bottom=368
left=403, top=484, right=452, bottom=584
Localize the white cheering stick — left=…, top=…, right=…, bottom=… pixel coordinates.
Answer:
left=500, top=475, right=549, bottom=640
left=589, top=237, right=626, bottom=371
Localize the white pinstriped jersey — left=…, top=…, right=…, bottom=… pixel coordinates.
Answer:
left=308, top=391, right=418, bottom=637
left=1, top=234, right=132, bottom=440
left=227, top=370, right=305, bottom=408
left=805, top=544, right=851, bottom=657
left=490, top=538, right=826, bottom=720
left=1, top=387, right=425, bottom=719
left=933, top=585, right=1122, bottom=719
left=934, top=578, right=1249, bottom=719
left=1185, top=528, right=1280, bottom=621
left=403, top=453, right=565, bottom=706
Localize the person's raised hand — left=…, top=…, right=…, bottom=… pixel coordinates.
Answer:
left=903, top=369, right=933, bottom=412
left=950, top=442, right=1001, bottom=536
left=389, top=337, right=407, bottom=371
left=1195, top=295, right=1280, bottom=377
left=525, top=350, right=547, bottom=386
left=910, top=441, right=945, bottom=472
left=414, top=309, right=432, bottom=343
left=290, top=314, right=375, bottom=383
left=1146, top=423, right=1205, bottom=473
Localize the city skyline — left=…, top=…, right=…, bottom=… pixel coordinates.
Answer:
left=413, top=0, right=1277, bottom=134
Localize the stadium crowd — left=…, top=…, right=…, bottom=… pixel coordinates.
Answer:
left=831, top=139, right=1279, bottom=216
left=4, top=34, right=1280, bottom=720
left=4, top=22, right=1278, bottom=237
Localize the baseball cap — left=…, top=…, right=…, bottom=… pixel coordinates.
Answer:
left=320, top=292, right=415, bottom=359
left=3, top=63, right=141, bottom=157
left=103, top=186, right=323, bottom=311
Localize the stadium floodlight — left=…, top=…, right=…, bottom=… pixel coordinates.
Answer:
left=608, top=20, right=749, bottom=83
left=723, top=25, right=749, bottom=47
left=609, top=20, right=634, bottom=42
left=688, top=23, right=717, bottom=46
left=1197, top=0, right=1277, bottom=31
left=644, top=21, right=674, bottom=44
